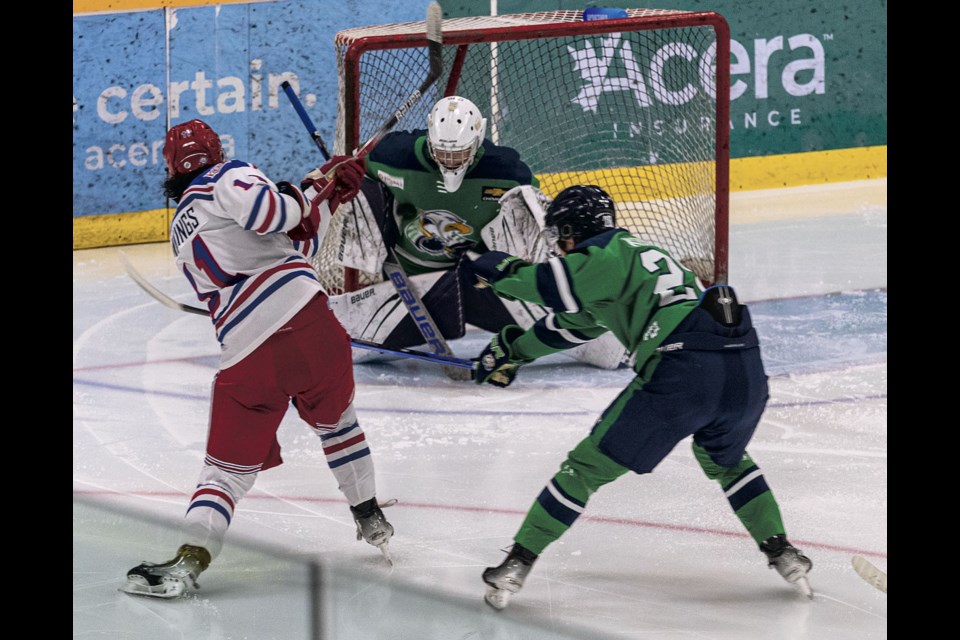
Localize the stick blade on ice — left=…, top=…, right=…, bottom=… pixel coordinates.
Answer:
left=851, top=555, right=887, bottom=593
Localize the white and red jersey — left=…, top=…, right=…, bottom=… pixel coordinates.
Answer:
left=169, top=159, right=332, bottom=369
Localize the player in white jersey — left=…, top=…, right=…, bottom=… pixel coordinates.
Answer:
left=121, top=119, right=395, bottom=599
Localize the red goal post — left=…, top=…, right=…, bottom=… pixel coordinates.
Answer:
left=316, top=8, right=730, bottom=293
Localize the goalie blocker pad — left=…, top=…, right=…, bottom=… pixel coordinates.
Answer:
left=335, top=177, right=393, bottom=275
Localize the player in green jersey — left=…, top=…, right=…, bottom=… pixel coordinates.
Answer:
left=465, top=185, right=813, bottom=609
left=328, top=97, right=629, bottom=369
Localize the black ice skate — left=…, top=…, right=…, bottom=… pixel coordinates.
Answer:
left=482, top=544, right=538, bottom=610
left=351, top=498, right=395, bottom=564
left=761, top=534, right=813, bottom=598
left=120, top=544, right=211, bottom=599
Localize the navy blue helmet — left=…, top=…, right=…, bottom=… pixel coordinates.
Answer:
left=544, top=185, right=616, bottom=245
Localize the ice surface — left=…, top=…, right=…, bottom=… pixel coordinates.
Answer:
left=74, top=180, right=887, bottom=639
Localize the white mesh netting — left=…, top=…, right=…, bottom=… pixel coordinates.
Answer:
left=315, top=9, right=728, bottom=293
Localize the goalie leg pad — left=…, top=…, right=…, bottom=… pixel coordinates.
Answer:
left=488, top=296, right=630, bottom=370
left=566, top=332, right=630, bottom=370
left=328, top=270, right=466, bottom=360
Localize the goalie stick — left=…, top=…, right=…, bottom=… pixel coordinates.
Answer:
left=119, top=252, right=477, bottom=375
left=280, top=2, right=472, bottom=381
left=851, top=555, right=887, bottom=593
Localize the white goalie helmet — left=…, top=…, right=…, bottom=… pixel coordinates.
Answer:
left=426, top=96, right=487, bottom=192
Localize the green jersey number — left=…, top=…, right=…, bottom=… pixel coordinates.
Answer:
left=639, top=248, right=699, bottom=307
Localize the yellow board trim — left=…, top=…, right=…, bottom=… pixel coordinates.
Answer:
left=72, top=146, right=887, bottom=250
left=74, top=208, right=174, bottom=249
left=74, top=0, right=265, bottom=15
left=537, top=146, right=887, bottom=200
left=731, top=145, right=886, bottom=192
left=537, top=161, right=714, bottom=202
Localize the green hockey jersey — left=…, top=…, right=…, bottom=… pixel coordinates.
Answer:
left=489, top=229, right=705, bottom=371
left=366, top=129, right=538, bottom=275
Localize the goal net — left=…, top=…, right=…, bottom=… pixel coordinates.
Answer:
left=314, top=8, right=730, bottom=292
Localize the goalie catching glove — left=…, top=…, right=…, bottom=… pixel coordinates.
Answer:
left=287, top=155, right=366, bottom=241
left=475, top=324, right=531, bottom=388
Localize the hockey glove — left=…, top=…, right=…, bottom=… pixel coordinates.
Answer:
left=475, top=324, right=528, bottom=388
left=301, top=155, right=366, bottom=215
left=287, top=206, right=320, bottom=242
left=465, top=251, right=528, bottom=289
left=290, top=156, right=366, bottom=242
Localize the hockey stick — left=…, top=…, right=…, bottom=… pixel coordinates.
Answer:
left=280, top=80, right=331, bottom=160
left=120, top=252, right=207, bottom=316
left=119, top=252, right=477, bottom=375
left=353, top=1, right=444, bottom=161
left=281, top=0, right=443, bottom=167
left=851, top=555, right=887, bottom=593
left=281, top=3, right=470, bottom=381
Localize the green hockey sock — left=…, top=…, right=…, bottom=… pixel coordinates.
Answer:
left=693, top=443, right=785, bottom=546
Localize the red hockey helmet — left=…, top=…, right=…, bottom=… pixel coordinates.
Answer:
left=162, top=119, right=225, bottom=177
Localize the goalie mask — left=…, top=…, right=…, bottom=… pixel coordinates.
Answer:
left=163, top=119, right=225, bottom=177
left=544, top=185, right=616, bottom=249
left=426, top=96, right=487, bottom=193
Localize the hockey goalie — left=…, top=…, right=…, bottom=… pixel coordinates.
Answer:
left=330, top=180, right=628, bottom=369
left=324, top=97, right=629, bottom=370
